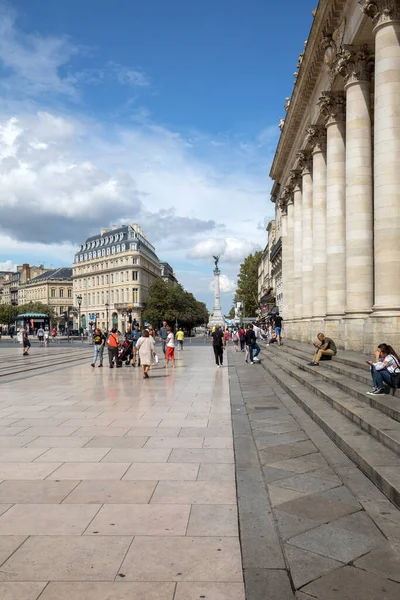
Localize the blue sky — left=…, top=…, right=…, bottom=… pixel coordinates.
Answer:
left=0, top=0, right=316, bottom=311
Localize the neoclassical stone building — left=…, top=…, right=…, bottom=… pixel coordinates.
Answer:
left=270, top=0, right=400, bottom=352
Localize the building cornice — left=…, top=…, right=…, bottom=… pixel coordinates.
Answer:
left=270, top=0, right=348, bottom=183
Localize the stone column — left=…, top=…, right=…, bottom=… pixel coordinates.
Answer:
left=279, top=196, right=289, bottom=319
left=362, top=1, right=400, bottom=316
left=285, top=187, right=295, bottom=321
left=297, top=151, right=313, bottom=321
left=306, top=126, right=327, bottom=321
left=318, top=91, right=346, bottom=325
left=336, top=44, right=374, bottom=320
left=292, top=175, right=303, bottom=322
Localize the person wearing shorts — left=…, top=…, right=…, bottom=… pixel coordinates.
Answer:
left=165, top=327, right=175, bottom=369
left=273, top=314, right=283, bottom=346
left=37, top=326, right=44, bottom=347
left=176, top=328, right=184, bottom=351
left=22, top=330, right=31, bottom=356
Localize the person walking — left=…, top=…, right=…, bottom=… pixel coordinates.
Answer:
left=245, top=324, right=260, bottom=364
left=91, top=327, right=106, bottom=368
left=159, top=321, right=168, bottom=355
left=37, top=326, right=44, bottom=347
left=165, top=326, right=175, bottom=369
left=107, top=327, right=120, bottom=368
left=232, top=330, right=239, bottom=351
left=44, top=329, right=49, bottom=347
left=131, top=324, right=142, bottom=367
left=136, top=329, right=156, bottom=379
left=273, top=313, right=284, bottom=346
left=238, top=326, right=246, bottom=352
left=22, top=329, right=31, bottom=356
left=176, top=328, right=184, bottom=351
left=211, top=325, right=225, bottom=367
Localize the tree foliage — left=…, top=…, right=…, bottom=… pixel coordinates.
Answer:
left=234, top=251, right=262, bottom=317
left=142, top=280, right=209, bottom=329
left=0, top=301, right=55, bottom=326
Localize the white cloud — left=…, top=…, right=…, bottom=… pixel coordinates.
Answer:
left=209, top=273, right=236, bottom=294
left=0, top=259, right=16, bottom=271
left=189, top=237, right=261, bottom=264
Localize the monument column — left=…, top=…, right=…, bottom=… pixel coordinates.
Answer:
left=318, top=91, right=346, bottom=329
left=306, top=126, right=327, bottom=321
left=208, top=257, right=224, bottom=327
left=292, top=174, right=303, bottom=323
left=297, top=151, right=313, bottom=322
left=362, top=1, right=400, bottom=316
left=336, top=44, right=374, bottom=320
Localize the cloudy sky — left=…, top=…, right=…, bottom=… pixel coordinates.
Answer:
left=0, top=0, right=316, bottom=311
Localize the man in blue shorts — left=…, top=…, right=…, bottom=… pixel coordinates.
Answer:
left=273, top=314, right=283, bottom=346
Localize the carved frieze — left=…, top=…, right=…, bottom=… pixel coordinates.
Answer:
left=305, top=125, right=327, bottom=152
left=318, top=91, right=346, bottom=125
left=360, top=0, right=400, bottom=28
left=335, top=44, right=374, bottom=84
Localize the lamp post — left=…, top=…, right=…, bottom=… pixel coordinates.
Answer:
left=122, top=310, right=127, bottom=334
left=105, top=302, right=109, bottom=332
left=77, top=295, right=82, bottom=338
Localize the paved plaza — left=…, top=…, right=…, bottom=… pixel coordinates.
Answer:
left=0, top=344, right=399, bottom=599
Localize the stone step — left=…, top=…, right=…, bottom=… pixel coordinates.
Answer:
left=267, top=344, right=400, bottom=424
left=282, top=339, right=370, bottom=372
left=259, top=353, right=400, bottom=509
left=262, top=350, right=400, bottom=455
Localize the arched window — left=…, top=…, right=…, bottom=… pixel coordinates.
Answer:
left=101, top=249, right=105, bottom=256
left=112, top=246, right=116, bottom=254
left=84, top=253, right=87, bottom=261
left=117, top=244, right=121, bottom=253
left=121, top=243, right=126, bottom=251
left=106, top=247, right=111, bottom=255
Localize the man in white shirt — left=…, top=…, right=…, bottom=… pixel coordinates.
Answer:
left=252, top=322, right=261, bottom=341
left=37, top=327, right=45, bottom=347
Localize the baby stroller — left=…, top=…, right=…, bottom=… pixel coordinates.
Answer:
left=118, top=339, right=133, bottom=366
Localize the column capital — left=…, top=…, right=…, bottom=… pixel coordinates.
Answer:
left=335, top=44, right=374, bottom=85
left=278, top=196, right=288, bottom=216
left=281, top=184, right=294, bottom=208
left=289, top=169, right=302, bottom=192
left=305, top=125, right=327, bottom=153
left=360, top=0, right=400, bottom=29
left=296, top=150, right=312, bottom=175
left=318, top=91, right=346, bottom=126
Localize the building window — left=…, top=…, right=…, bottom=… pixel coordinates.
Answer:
left=125, top=271, right=129, bottom=281
left=106, top=274, right=109, bottom=284
left=101, top=276, right=104, bottom=285
left=51, top=288, right=56, bottom=298
left=111, top=290, right=114, bottom=302
left=88, top=252, right=92, bottom=259
left=111, top=274, right=114, bottom=284
left=115, top=273, right=119, bottom=284
left=97, top=292, right=100, bottom=304
left=121, top=243, right=126, bottom=251
left=115, top=289, right=119, bottom=302
left=121, top=289, right=124, bottom=303
left=101, top=291, right=104, bottom=303
left=60, top=306, right=64, bottom=315
left=102, top=249, right=105, bottom=256
left=132, top=271, right=138, bottom=281
left=68, top=289, right=72, bottom=298
left=107, top=248, right=110, bottom=255
left=97, top=276, right=100, bottom=285
left=130, top=243, right=137, bottom=250
left=117, top=244, right=121, bottom=253
left=60, top=289, right=64, bottom=298
left=120, top=271, right=124, bottom=282
left=112, top=246, right=116, bottom=254
left=132, top=258, right=137, bottom=264
left=84, top=253, right=87, bottom=261
left=132, top=288, right=138, bottom=303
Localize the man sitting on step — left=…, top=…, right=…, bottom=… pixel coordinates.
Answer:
left=308, top=333, right=337, bottom=366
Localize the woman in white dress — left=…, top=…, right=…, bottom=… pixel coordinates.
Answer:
left=136, top=329, right=156, bottom=379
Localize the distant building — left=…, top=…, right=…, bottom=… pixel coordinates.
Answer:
left=73, top=224, right=162, bottom=332
left=24, top=268, right=73, bottom=326
left=1, top=264, right=47, bottom=306
left=160, top=262, right=178, bottom=285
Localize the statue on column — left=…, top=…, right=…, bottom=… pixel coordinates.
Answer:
left=213, top=254, right=221, bottom=272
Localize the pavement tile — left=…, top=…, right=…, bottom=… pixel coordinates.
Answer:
left=274, top=509, right=322, bottom=540
left=86, top=503, right=190, bottom=535
left=119, top=536, right=243, bottom=581
left=243, top=568, right=294, bottom=600
left=126, top=427, right=181, bottom=437
left=169, top=448, right=234, bottom=464
left=123, top=462, right=199, bottom=481
left=27, top=436, right=94, bottom=448
left=0, top=535, right=132, bottom=581
left=22, top=427, right=79, bottom=437
left=0, top=582, right=47, bottom=600
left=186, top=504, right=238, bottom=536
left=277, top=493, right=360, bottom=523
left=0, top=503, right=100, bottom=535
left=284, top=544, right=343, bottom=589
left=72, top=426, right=131, bottom=437
left=102, top=448, right=171, bottom=462
left=314, top=485, right=361, bottom=508
left=267, top=454, right=328, bottom=473
left=268, top=485, right=307, bottom=507
left=354, top=542, right=400, bottom=583
left=302, top=565, right=400, bottom=599
left=175, top=582, right=245, bottom=600
left=35, top=447, right=110, bottom=462
left=259, top=441, right=318, bottom=465
left=144, top=437, right=203, bottom=448
left=0, top=436, right=38, bottom=448
left=179, top=427, right=232, bottom=438
left=39, top=582, right=176, bottom=600
left=203, top=437, right=233, bottom=448
left=47, top=462, right=130, bottom=480
left=63, top=480, right=156, bottom=503
left=151, top=481, right=236, bottom=504
left=273, top=473, right=339, bottom=494
left=255, top=431, right=309, bottom=450
left=0, top=536, right=28, bottom=564
left=83, top=436, right=149, bottom=448
left=263, top=466, right=295, bottom=483
left=0, top=480, right=79, bottom=503
left=0, top=462, right=61, bottom=480
left=198, top=463, right=235, bottom=481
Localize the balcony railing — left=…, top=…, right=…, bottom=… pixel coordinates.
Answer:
left=270, top=237, right=282, bottom=261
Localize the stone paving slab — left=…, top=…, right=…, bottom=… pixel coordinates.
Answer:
left=0, top=346, right=244, bottom=599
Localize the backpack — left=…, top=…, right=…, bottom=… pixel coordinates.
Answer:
left=232, top=333, right=239, bottom=342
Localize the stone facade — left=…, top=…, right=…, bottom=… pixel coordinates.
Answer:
left=24, top=268, right=73, bottom=323
left=269, top=0, right=400, bottom=352
left=1, top=264, right=47, bottom=306
left=73, top=224, right=162, bottom=332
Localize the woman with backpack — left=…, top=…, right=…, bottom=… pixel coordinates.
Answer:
left=232, top=330, right=239, bottom=352
left=366, top=343, right=400, bottom=395
left=238, top=327, right=246, bottom=352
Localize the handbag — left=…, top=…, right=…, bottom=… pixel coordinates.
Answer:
left=390, top=356, right=400, bottom=389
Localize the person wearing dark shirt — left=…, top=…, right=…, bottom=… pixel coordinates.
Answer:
left=159, top=321, right=168, bottom=355
left=273, top=314, right=283, bottom=346
left=131, top=324, right=142, bottom=367
left=308, top=333, right=337, bottom=366
left=245, top=324, right=261, bottom=364
left=91, top=328, right=106, bottom=368
left=211, top=325, right=225, bottom=367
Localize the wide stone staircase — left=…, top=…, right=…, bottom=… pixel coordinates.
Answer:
left=260, top=340, right=400, bottom=508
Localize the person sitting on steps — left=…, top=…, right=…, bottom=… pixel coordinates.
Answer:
left=366, top=343, right=400, bottom=395
left=308, top=333, right=337, bottom=366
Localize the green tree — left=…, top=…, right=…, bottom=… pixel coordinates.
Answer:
left=18, top=302, right=56, bottom=320
left=234, top=251, right=262, bottom=317
left=0, top=304, right=19, bottom=326
left=228, top=306, right=235, bottom=319
left=143, top=280, right=208, bottom=330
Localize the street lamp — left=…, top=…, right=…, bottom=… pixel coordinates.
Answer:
left=77, top=295, right=82, bottom=335
left=105, top=302, right=109, bottom=332
left=122, top=310, right=127, bottom=334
